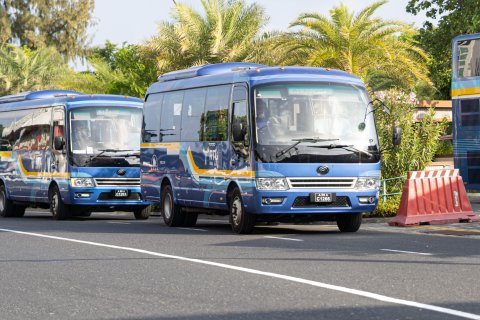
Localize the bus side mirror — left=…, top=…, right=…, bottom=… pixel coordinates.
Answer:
left=54, top=136, right=65, bottom=150
left=232, top=122, right=244, bottom=142
left=392, top=127, right=402, bottom=146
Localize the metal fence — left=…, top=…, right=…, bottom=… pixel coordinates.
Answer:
left=380, top=176, right=407, bottom=202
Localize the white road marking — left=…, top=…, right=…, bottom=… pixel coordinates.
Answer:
left=1, top=228, right=479, bottom=320
left=264, top=236, right=303, bottom=242
left=177, top=227, right=208, bottom=232
left=380, top=249, right=434, bottom=256
left=106, top=222, right=131, bottom=225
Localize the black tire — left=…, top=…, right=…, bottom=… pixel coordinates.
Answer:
left=0, top=185, right=25, bottom=218
left=336, top=212, right=362, bottom=232
left=183, top=212, right=198, bottom=227
left=50, top=185, right=70, bottom=220
left=229, top=187, right=255, bottom=234
left=133, top=205, right=151, bottom=220
left=161, top=185, right=185, bottom=227
left=13, top=205, right=26, bottom=217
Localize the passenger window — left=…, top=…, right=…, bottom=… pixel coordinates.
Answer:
left=461, top=99, right=480, bottom=127
left=143, top=93, right=163, bottom=143
left=53, top=108, right=65, bottom=140
left=204, top=85, right=230, bottom=141
left=160, top=91, right=184, bottom=142
left=181, top=88, right=206, bottom=142
left=14, top=109, right=51, bottom=151
left=0, top=112, right=16, bottom=151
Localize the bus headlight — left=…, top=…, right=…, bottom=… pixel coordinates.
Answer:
left=355, top=177, right=379, bottom=190
left=70, top=178, right=95, bottom=188
left=256, top=178, right=289, bottom=190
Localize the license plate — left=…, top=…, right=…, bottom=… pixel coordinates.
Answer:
left=310, top=192, right=335, bottom=203
left=114, top=189, right=129, bottom=198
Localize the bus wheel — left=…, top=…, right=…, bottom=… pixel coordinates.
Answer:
left=161, top=185, right=185, bottom=227
left=50, top=186, right=70, bottom=220
left=229, top=188, right=255, bottom=234
left=0, top=185, right=25, bottom=217
left=336, top=213, right=362, bottom=232
left=133, top=205, right=151, bottom=220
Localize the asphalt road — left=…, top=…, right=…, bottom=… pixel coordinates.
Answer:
left=1, top=210, right=480, bottom=320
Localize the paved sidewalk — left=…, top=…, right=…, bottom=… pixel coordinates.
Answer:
left=363, top=193, right=480, bottom=238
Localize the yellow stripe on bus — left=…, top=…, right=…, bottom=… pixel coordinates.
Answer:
left=186, top=147, right=254, bottom=178
left=0, top=152, right=12, bottom=158
left=18, top=155, right=69, bottom=178
left=451, top=87, right=480, bottom=97
left=140, top=143, right=181, bottom=149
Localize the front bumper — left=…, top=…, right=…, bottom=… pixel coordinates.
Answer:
left=65, top=186, right=149, bottom=207
left=245, top=188, right=378, bottom=215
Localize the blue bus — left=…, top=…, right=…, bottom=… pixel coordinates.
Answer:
left=141, top=63, right=384, bottom=234
left=452, top=33, right=480, bottom=190
left=0, top=90, right=151, bottom=219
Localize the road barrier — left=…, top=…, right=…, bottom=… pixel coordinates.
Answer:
left=389, top=169, right=480, bottom=227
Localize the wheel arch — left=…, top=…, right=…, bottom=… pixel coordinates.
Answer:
left=227, top=181, right=241, bottom=206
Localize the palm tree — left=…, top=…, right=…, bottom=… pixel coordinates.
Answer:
left=269, top=1, right=430, bottom=90
left=145, top=0, right=268, bottom=73
left=0, top=45, right=66, bottom=95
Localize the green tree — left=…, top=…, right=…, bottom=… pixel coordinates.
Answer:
left=60, top=42, right=158, bottom=97
left=0, top=0, right=95, bottom=60
left=407, top=0, right=480, bottom=99
left=269, top=1, right=430, bottom=91
left=375, top=90, right=447, bottom=191
left=0, top=45, right=66, bottom=95
left=145, top=0, right=268, bottom=73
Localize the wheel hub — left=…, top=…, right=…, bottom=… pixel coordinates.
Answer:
left=0, top=191, right=5, bottom=212
left=231, top=197, right=242, bottom=225
left=163, top=194, right=172, bottom=220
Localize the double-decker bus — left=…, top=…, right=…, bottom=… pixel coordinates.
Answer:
left=452, top=33, right=480, bottom=190
left=141, top=63, right=384, bottom=234
left=0, top=90, right=151, bottom=219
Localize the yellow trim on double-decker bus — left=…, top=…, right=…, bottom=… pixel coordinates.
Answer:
left=451, top=87, right=480, bottom=97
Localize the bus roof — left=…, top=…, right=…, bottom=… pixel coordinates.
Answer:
left=453, top=33, right=480, bottom=43
left=0, top=90, right=143, bottom=111
left=147, top=63, right=365, bottom=96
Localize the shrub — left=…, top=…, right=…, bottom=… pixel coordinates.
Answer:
left=370, top=196, right=401, bottom=217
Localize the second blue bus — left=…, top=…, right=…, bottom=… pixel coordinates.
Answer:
left=141, top=63, right=384, bottom=234
left=0, top=90, right=151, bottom=219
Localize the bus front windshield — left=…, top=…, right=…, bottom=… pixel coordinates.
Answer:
left=69, top=107, right=142, bottom=167
left=254, top=83, right=380, bottom=163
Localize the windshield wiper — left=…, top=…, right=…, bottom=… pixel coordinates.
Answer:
left=85, top=149, right=137, bottom=165
left=275, top=138, right=339, bottom=158
left=311, top=143, right=374, bottom=157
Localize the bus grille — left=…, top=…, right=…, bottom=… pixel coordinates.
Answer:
left=94, top=178, right=140, bottom=187
left=287, top=178, right=356, bottom=189
left=292, top=196, right=351, bottom=208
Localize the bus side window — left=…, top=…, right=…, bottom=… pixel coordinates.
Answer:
left=181, top=88, right=206, bottom=142
left=204, top=85, right=230, bottom=141
left=0, top=112, right=16, bottom=151
left=160, top=92, right=183, bottom=142
left=143, top=93, right=163, bottom=143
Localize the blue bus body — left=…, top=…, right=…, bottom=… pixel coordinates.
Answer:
left=452, top=33, right=480, bottom=190
left=0, top=90, right=151, bottom=219
left=141, top=63, right=380, bottom=233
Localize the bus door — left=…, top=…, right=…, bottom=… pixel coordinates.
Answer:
left=227, top=85, right=252, bottom=188
left=49, top=107, right=68, bottom=195
left=13, top=107, right=52, bottom=201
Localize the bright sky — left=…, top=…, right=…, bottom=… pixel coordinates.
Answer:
left=89, top=0, right=430, bottom=46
